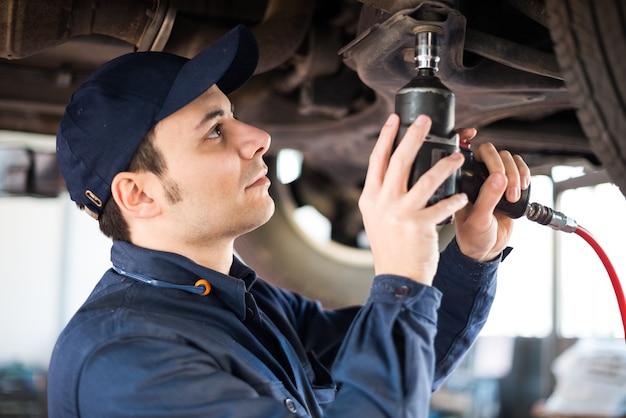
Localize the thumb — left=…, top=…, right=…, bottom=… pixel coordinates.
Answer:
left=471, top=172, right=507, bottom=217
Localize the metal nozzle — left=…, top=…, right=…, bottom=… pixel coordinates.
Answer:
left=525, top=202, right=578, bottom=233
left=414, top=26, right=441, bottom=71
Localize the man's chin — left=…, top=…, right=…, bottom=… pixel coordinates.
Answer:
left=242, top=199, right=275, bottom=235
left=258, top=199, right=276, bottom=228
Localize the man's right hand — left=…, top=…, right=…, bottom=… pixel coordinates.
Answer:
left=358, top=114, right=468, bottom=286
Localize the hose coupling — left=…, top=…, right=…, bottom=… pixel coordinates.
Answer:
left=525, top=202, right=578, bottom=233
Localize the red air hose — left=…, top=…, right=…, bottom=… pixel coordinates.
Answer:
left=574, top=226, right=626, bottom=340
left=526, top=203, right=625, bottom=339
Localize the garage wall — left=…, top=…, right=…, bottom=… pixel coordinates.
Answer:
left=0, top=194, right=111, bottom=367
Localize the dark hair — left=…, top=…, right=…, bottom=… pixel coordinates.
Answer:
left=98, top=129, right=171, bottom=241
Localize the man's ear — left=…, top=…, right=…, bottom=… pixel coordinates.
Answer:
left=111, top=171, right=161, bottom=219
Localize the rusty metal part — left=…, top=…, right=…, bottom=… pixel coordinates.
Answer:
left=0, top=0, right=314, bottom=75
left=0, top=0, right=168, bottom=59
left=357, top=0, right=455, bottom=15
left=464, top=29, right=562, bottom=80
left=504, top=0, right=549, bottom=27
left=340, top=2, right=570, bottom=128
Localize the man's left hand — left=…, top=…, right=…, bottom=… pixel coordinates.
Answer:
left=453, top=129, right=531, bottom=262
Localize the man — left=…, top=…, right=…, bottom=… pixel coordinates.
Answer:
left=48, top=25, right=530, bottom=417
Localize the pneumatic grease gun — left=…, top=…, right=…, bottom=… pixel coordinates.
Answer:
left=393, top=27, right=626, bottom=339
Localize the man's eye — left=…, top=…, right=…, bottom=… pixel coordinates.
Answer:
left=207, top=125, right=222, bottom=139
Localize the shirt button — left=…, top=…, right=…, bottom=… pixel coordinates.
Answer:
left=284, top=398, right=297, bottom=413
left=394, top=285, right=410, bottom=297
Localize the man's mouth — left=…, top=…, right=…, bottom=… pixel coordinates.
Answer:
left=246, top=167, right=270, bottom=189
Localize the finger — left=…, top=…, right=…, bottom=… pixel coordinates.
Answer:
left=407, top=151, right=465, bottom=207
left=472, top=171, right=508, bottom=219
left=514, top=154, right=531, bottom=190
left=386, top=115, right=431, bottom=191
left=363, top=114, right=400, bottom=191
left=473, top=142, right=505, bottom=175
left=422, top=192, right=469, bottom=225
left=499, top=150, right=522, bottom=202
left=457, top=127, right=477, bottom=142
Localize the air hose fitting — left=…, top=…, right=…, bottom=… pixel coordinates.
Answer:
left=525, top=202, right=578, bottom=233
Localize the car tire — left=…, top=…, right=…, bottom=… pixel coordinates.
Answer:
left=547, top=0, right=626, bottom=195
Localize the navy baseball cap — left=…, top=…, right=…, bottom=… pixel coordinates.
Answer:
left=57, top=24, right=258, bottom=219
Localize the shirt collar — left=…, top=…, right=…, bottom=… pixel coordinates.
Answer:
left=110, top=240, right=258, bottom=320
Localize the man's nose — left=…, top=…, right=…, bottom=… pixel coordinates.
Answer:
left=236, top=120, right=271, bottom=159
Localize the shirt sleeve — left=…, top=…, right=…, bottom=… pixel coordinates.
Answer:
left=268, top=239, right=501, bottom=416
left=431, top=237, right=501, bottom=390
left=326, top=275, right=443, bottom=418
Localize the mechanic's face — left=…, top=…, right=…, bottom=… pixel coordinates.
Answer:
left=152, top=85, right=274, bottom=246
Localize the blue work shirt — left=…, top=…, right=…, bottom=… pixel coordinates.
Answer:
left=48, top=238, right=500, bottom=417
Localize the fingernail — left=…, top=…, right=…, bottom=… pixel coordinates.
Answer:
left=508, top=186, right=520, bottom=201
left=385, top=114, right=396, bottom=125
left=449, top=152, right=463, bottom=160
left=415, top=115, right=429, bottom=126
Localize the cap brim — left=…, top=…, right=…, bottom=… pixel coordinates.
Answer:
left=155, top=24, right=259, bottom=122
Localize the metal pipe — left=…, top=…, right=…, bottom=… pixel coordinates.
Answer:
left=0, top=0, right=167, bottom=59
left=0, top=0, right=314, bottom=75
left=464, top=29, right=562, bottom=80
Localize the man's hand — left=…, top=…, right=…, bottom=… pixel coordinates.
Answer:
left=359, top=114, right=468, bottom=286
left=454, top=134, right=531, bottom=262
